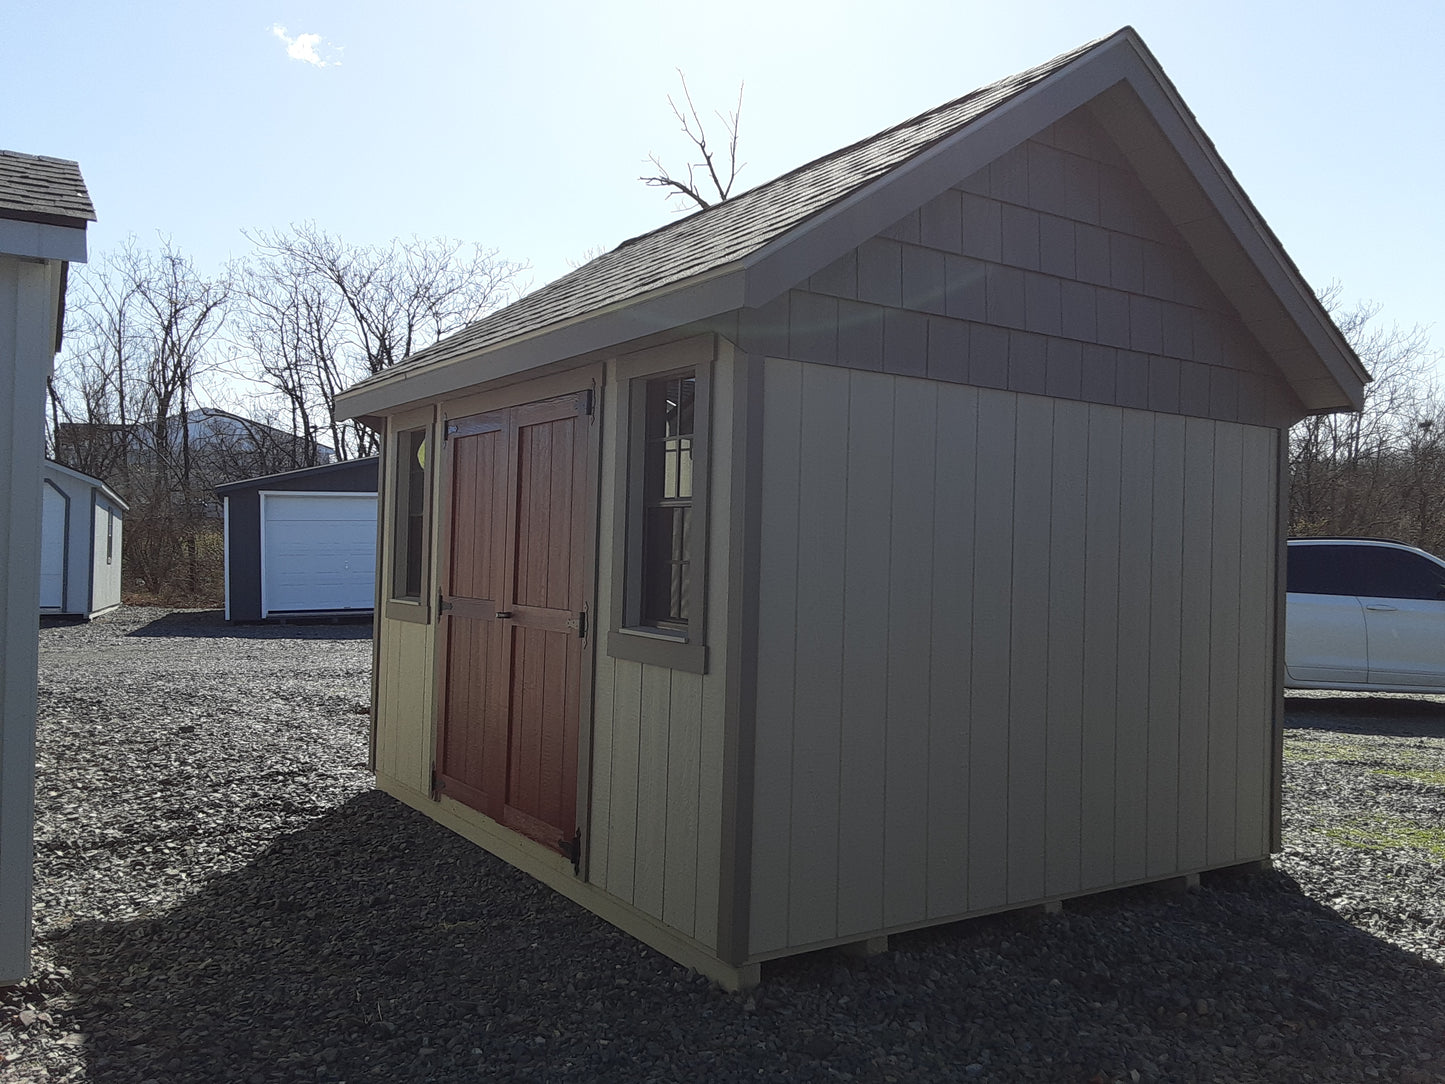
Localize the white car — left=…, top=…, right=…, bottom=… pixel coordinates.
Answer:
left=1286, top=537, right=1445, bottom=692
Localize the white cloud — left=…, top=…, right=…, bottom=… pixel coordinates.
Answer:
left=270, top=24, right=342, bottom=68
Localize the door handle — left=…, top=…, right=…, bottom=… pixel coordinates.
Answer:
left=495, top=611, right=513, bottom=620
left=1365, top=605, right=1398, bottom=611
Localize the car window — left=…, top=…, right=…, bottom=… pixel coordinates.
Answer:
left=1287, top=544, right=1367, bottom=596
left=1361, top=548, right=1445, bottom=600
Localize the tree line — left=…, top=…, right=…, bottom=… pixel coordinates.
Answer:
left=47, top=226, right=526, bottom=601
left=1289, top=290, right=1445, bottom=556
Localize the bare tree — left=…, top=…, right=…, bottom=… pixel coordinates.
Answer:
left=641, top=71, right=745, bottom=210
left=234, top=224, right=528, bottom=460
left=49, top=236, right=233, bottom=600
left=48, top=225, right=527, bottom=603
left=1290, top=289, right=1445, bottom=550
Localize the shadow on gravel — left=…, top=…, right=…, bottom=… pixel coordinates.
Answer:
left=124, top=609, right=373, bottom=640
left=48, top=792, right=1445, bottom=1083
left=1287, top=695, right=1445, bottom=737
left=39, top=614, right=88, bottom=629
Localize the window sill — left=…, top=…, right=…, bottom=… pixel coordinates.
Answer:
left=607, top=628, right=707, bottom=673
left=384, top=598, right=432, bottom=625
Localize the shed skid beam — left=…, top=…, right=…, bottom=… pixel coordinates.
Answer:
left=840, top=935, right=890, bottom=959
left=1157, top=872, right=1201, bottom=894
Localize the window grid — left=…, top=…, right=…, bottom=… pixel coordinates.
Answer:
left=641, top=374, right=695, bottom=628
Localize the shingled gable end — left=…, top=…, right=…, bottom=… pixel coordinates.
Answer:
left=336, top=28, right=1366, bottom=990
left=1, top=150, right=94, bottom=985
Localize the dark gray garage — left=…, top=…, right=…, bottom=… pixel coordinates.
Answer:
left=218, top=458, right=379, bottom=622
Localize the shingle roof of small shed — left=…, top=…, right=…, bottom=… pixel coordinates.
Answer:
left=0, top=151, right=96, bottom=226
left=337, top=27, right=1367, bottom=417
left=354, top=35, right=1102, bottom=382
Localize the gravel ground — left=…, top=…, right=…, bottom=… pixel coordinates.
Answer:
left=2, top=607, right=1444, bottom=1083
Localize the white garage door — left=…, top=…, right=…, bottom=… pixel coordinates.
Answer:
left=40, top=483, right=67, bottom=611
left=261, top=492, right=377, bottom=616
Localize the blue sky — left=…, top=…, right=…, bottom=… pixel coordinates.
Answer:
left=4, top=0, right=1441, bottom=351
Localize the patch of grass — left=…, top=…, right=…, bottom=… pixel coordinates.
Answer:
left=1284, top=739, right=1366, bottom=763
left=1322, top=816, right=1445, bottom=860
left=1372, top=767, right=1445, bottom=787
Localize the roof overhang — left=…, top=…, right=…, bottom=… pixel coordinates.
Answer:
left=43, top=459, right=129, bottom=512
left=335, top=266, right=749, bottom=419
left=0, top=216, right=88, bottom=263
left=214, top=456, right=379, bottom=497
left=336, top=28, right=1365, bottom=421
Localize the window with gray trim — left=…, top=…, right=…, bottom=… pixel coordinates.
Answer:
left=609, top=351, right=711, bottom=674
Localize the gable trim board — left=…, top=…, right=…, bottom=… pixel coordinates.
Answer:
left=339, top=30, right=1366, bottom=990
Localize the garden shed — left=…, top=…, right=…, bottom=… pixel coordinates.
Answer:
left=335, top=28, right=1367, bottom=990
left=217, top=457, right=379, bottom=622
left=0, top=149, right=93, bottom=983
left=40, top=460, right=127, bottom=619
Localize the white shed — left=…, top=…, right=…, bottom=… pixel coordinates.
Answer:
left=0, top=149, right=93, bottom=985
left=40, top=460, right=127, bottom=619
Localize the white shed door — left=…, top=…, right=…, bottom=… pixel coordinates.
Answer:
left=40, top=484, right=66, bottom=610
left=261, top=493, right=377, bottom=615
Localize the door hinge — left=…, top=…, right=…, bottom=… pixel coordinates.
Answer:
left=430, top=764, right=442, bottom=799
left=559, top=828, right=582, bottom=874
left=444, top=421, right=458, bottom=441
left=439, top=594, right=452, bottom=614
left=565, top=610, right=587, bottom=639
left=576, top=389, right=594, bottom=417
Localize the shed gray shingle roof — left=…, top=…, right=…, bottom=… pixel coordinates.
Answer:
left=0, top=151, right=96, bottom=227
left=349, top=33, right=1106, bottom=389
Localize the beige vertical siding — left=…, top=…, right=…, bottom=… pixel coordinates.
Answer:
left=586, top=349, right=735, bottom=952
left=749, top=357, right=1280, bottom=956
left=373, top=616, right=434, bottom=795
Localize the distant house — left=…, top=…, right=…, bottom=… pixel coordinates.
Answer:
left=40, top=460, right=127, bottom=619
left=335, top=29, right=1367, bottom=990
left=217, top=457, right=379, bottom=622
left=0, top=149, right=94, bottom=984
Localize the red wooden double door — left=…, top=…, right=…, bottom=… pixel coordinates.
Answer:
left=435, top=391, right=593, bottom=859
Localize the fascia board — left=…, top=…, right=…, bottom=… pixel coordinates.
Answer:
left=335, top=267, right=748, bottom=420
left=0, top=219, right=87, bottom=263
left=738, top=41, right=1140, bottom=309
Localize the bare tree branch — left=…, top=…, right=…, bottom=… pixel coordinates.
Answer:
left=640, top=70, right=745, bottom=211
left=1290, top=289, right=1445, bottom=551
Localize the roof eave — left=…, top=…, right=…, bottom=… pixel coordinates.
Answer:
left=335, top=265, right=749, bottom=419
left=214, top=455, right=379, bottom=496
left=0, top=216, right=88, bottom=263
left=43, top=459, right=129, bottom=512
